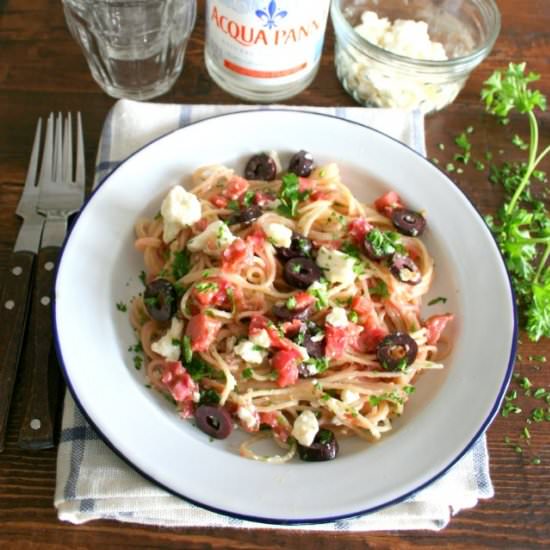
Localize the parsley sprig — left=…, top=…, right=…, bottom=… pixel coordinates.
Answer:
left=277, top=173, right=308, bottom=218
left=482, top=63, right=550, bottom=341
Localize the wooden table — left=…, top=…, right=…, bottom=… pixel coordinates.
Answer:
left=1, top=1, right=549, bottom=547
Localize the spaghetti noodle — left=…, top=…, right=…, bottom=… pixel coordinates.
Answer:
left=129, top=153, right=453, bottom=462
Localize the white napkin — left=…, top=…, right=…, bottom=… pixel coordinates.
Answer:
left=55, top=100, right=494, bottom=529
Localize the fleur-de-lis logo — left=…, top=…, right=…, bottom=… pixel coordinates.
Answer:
left=255, top=1, right=287, bottom=29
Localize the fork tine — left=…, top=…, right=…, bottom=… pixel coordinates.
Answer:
left=38, top=113, right=54, bottom=185
left=52, top=113, right=63, bottom=182
left=62, top=113, right=73, bottom=184
left=23, top=118, right=42, bottom=192
left=75, top=112, right=85, bottom=187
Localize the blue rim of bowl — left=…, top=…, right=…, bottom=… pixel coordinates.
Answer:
left=52, top=108, right=517, bottom=525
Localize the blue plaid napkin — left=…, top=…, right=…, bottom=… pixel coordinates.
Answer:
left=55, top=101, right=494, bottom=528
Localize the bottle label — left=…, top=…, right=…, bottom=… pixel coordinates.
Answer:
left=206, top=0, right=330, bottom=84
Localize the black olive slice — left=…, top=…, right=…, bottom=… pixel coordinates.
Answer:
left=288, top=150, right=314, bottom=177
left=376, top=332, right=418, bottom=371
left=391, top=208, right=426, bottom=237
left=272, top=301, right=312, bottom=321
left=283, top=258, right=322, bottom=289
left=144, top=278, right=177, bottom=322
left=195, top=405, right=233, bottom=439
left=297, top=429, right=339, bottom=462
left=227, top=205, right=263, bottom=225
left=275, top=232, right=313, bottom=262
left=244, top=153, right=277, bottom=181
left=390, top=254, right=421, bottom=285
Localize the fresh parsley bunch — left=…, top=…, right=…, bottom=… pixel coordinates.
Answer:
left=482, top=63, right=550, bottom=341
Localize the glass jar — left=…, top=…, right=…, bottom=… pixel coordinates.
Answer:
left=205, top=0, right=331, bottom=102
left=331, top=0, right=501, bottom=114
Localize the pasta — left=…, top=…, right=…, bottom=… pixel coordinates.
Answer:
left=129, top=152, right=453, bottom=463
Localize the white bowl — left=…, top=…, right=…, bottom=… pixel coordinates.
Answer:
left=54, top=109, right=516, bottom=524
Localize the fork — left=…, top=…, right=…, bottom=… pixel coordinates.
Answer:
left=18, top=113, right=85, bottom=450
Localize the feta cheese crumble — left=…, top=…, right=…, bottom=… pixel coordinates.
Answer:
left=234, top=340, right=267, bottom=364
left=265, top=222, right=293, bottom=248
left=341, top=389, right=360, bottom=404
left=237, top=404, right=258, bottom=430
left=187, top=220, right=236, bottom=254
left=151, top=317, right=183, bottom=361
left=291, top=410, right=319, bottom=447
left=160, top=186, right=202, bottom=243
left=316, top=246, right=357, bottom=286
left=249, top=329, right=271, bottom=350
left=326, top=307, right=349, bottom=328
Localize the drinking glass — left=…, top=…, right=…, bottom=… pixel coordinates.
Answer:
left=62, top=0, right=196, bottom=100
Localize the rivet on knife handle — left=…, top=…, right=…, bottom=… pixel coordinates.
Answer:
left=0, top=250, right=35, bottom=452
left=18, top=246, right=60, bottom=449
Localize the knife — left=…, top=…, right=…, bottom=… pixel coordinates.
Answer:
left=0, top=120, right=45, bottom=452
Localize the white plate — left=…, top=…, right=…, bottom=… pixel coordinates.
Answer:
left=54, top=109, right=516, bottom=524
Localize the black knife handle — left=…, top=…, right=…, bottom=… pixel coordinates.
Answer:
left=18, top=246, right=61, bottom=450
left=0, top=250, right=35, bottom=452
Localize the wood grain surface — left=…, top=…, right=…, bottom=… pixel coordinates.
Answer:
left=0, top=0, right=549, bottom=548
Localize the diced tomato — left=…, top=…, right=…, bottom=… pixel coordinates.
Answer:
left=161, top=361, right=198, bottom=403
left=222, top=238, right=253, bottom=272
left=424, top=314, right=454, bottom=345
left=351, top=295, right=376, bottom=324
left=298, top=177, right=314, bottom=193
left=210, top=195, right=229, bottom=208
left=245, top=228, right=266, bottom=254
left=280, top=318, right=303, bottom=337
left=186, top=313, right=222, bottom=352
left=348, top=218, right=373, bottom=244
left=259, top=411, right=290, bottom=442
left=224, top=176, right=249, bottom=200
left=310, top=190, right=332, bottom=201
left=374, top=191, right=404, bottom=218
left=325, top=323, right=363, bottom=359
left=353, top=324, right=388, bottom=353
left=253, top=191, right=274, bottom=207
left=193, top=218, right=209, bottom=232
left=192, top=278, right=230, bottom=308
left=249, top=314, right=293, bottom=350
left=271, top=349, right=301, bottom=388
left=294, top=292, right=316, bottom=310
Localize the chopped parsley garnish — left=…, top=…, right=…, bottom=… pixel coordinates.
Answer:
left=227, top=199, right=240, bottom=211
left=172, top=249, right=191, bottom=280
left=144, top=296, right=158, bottom=308
left=348, top=311, right=359, bottom=323
left=139, top=270, right=147, bottom=286
left=303, top=357, right=329, bottom=375
left=186, top=354, right=215, bottom=381
left=307, top=281, right=329, bottom=310
left=290, top=263, right=302, bottom=273
left=195, top=281, right=219, bottom=293
left=317, top=429, right=332, bottom=444
left=116, top=301, right=127, bottom=312
left=428, top=296, right=447, bottom=306
left=277, top=173, right=308, bottom=218
left=133, top=355, right=143, bottom=370
left=369, top=279, right=389, bottom=298
left=182, top=335, right=193, bottom=363
left=286, top=296, right=297, bottom=310
left=242, top=367, right=254, bottom=379
left=200, top=388, right=220, bottom=405
left=454, top=131, right=472, bottom=164
left=341, top=242, right=361, bottom=259
left=242, top=190, right=255, bottom=207
left=366, top=229, right=403, bottom=257
left=171, top=338, right=181, bottom=347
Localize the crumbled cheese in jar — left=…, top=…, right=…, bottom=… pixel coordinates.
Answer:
left=249, top=329, right=271, bottom=349
left=151, top=317, right=183, bottom=361
left=237, top=404, right=258, bottom=430
left=291, top=410, right=319, bottom=447
left=187, top=220, right=236, bottom=254
left=316, top=246, right=357, bottom=286
left=336, top=10, right=464, bottom=113
left=326, top=307, right=349, bottom=328
left=160, top=186, right=202, bottom=243
left=265, top=222, right=293, bottom=248
left=234, top=340, right=267, bottom=364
